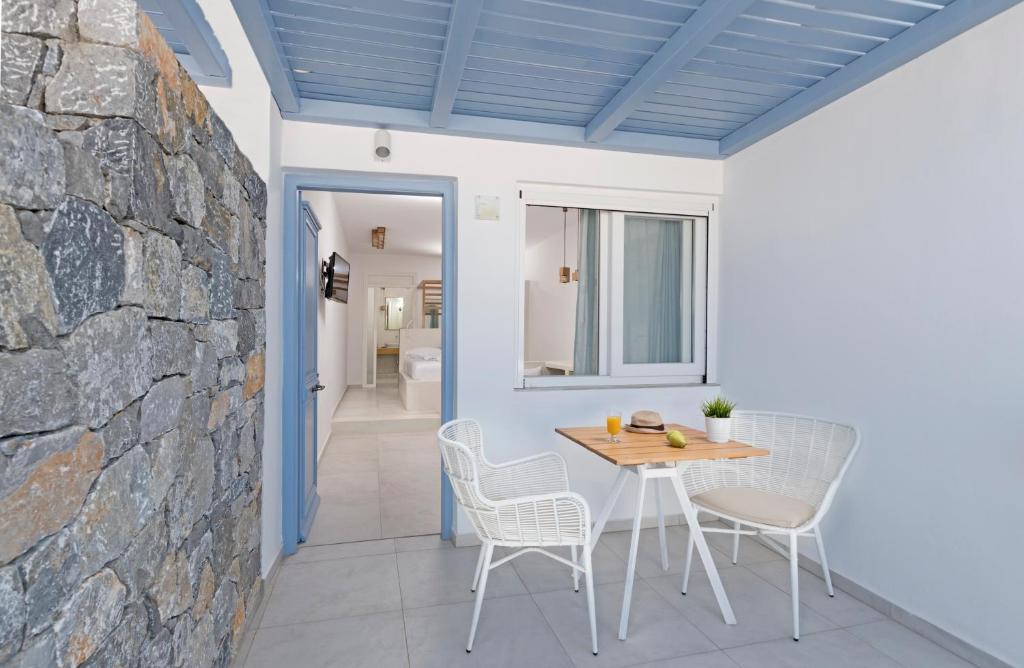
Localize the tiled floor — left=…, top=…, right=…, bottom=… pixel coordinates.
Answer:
left=333, top=375, right=439, bottom=426
left=237, top=526, right=976, bottom=668
left=307, top=429, right=441, bottom=545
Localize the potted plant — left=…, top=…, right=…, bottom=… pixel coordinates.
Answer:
left=702, top=396, right=736, bottom=443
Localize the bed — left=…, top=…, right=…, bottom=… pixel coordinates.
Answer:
left=398, top=328, right=441, bottom=413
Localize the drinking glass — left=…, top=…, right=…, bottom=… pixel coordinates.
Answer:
left=606, top=411, right=622, bottom=443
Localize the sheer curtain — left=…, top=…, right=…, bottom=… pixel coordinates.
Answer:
left=622, top=216, right=692, bottom=364
left=572, top=209, right=600, bottom=375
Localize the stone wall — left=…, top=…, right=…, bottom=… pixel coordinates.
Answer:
left=0, top=2, right=266, bottom=666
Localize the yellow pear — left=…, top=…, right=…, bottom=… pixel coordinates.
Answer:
left=666, top=430, right=687, bottom=448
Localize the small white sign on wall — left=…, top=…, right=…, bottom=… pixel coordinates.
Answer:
left=474, top=195, right=500, bottom=221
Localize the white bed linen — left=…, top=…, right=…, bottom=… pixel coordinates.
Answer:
left=404, top=357, right=442, bottom=381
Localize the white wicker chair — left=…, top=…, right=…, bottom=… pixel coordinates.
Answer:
left=679, top=411, right=860, bottom=640
left=438, top=418, right=598, bottom=655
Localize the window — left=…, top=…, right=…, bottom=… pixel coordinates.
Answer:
left=517, top=188, right=713, bottom=388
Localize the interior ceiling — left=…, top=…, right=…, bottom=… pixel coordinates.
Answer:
left=228, top=0, right=1019, bottom=157
left=139, top=0, right=232, bottom=86
left=324, top=192, right=443, bottom=257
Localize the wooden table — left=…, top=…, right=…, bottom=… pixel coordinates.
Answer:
left=556, top=424, right=769, bottom=640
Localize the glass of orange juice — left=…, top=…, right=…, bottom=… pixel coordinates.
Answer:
left=606, top=411, right=622, bottom=443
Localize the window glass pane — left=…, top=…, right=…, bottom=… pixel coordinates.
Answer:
left=523, top=205, right=600, bottom=376
left=622, top=216, right=694, bottom=364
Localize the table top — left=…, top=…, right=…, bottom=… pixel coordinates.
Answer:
left=555, top=424, right=769, bottom=467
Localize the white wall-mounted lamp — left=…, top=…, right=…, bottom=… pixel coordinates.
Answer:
left=374, top=129, right=391, bottom=161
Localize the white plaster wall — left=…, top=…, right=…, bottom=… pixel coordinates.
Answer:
left=302, top=191, right=349, bottom=460
left=345, top=253, right=442, bottom=385
left=196, top=0, right=283, bottom=576
left=524, top=206, right=579, bottom=365
left=719, top=6, right=1024, bottom=665
left=281, top=127, right=724, bottom=537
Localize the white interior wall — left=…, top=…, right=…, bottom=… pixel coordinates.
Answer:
left=302, top=191, right=350, bottom=460
left=196, top=0, right=283, bottom=577
left=523, top=207, right=579, bottom=365
left=346, top=253, right=442, bottom=385
left=281, top=126, right=724, bottom=538
left=719, top=6, right=1024, bottom=665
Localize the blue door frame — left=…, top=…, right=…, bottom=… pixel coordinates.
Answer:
left=282, top=170, right=458, bottom=555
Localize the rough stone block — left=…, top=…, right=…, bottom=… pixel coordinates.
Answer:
left=0, top=205, right=59, bottom=351
left=15, top=209, right=52, bottom=248
left=209, top=250, right=234, bottom=319
left=43, top=197, right=125, bottom=334
left=83, top=602, right=147, bottom=668
left=0, top=427, right=103, bottom=564
left=0, top=33, right=43, bottom=105
left=150, top=550, right=192, bottom=623
left=60, top=142, right=105, bottom=206
left=218, top=357, right=245, bottom=388
left=169, top=436, right=214, bottom=547
left=233, top=279, right=264, bottom=309
left=120, top=225, right=145, bottom=305
left=0, top=566, right=25, bottom=662
left=21, top=530, right=82, bottom=636
left=45, top=43, right=148, bottom=119
left=206, top=319, right=238, bottom=359
left=169, top=154, right=205, bottom=227
left=139, top=376, right=186, bottom=443
left=78, top=0, right=137, bottom=47
left=61, top=307, right=153, bottom=428
left=207, top=387, right=242, bottom=432
left=142, top=232, right=182, bottom=318
left=243, top=351, right=265, bottom=401
left=191, top=342, right=218, bottom=392
left=99, top=402, right=140, bottom=463
left=150, top=320, right=195, bottom=380
left=0, top=105, right=65, bottom=209
left=243, top=171, right=267, bottom=220
left=203, top=195, right=238, bottom=262
left=180, top=264, right=210, bottom=323
left=1, top=0, right=76, bottom=38
left=0, top=349, right=76, bottom=438
left=52, top=569, right=126, bottom=668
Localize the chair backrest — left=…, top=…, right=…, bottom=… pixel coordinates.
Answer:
left=684, top=411, right=859, bottom=517
left=437, top=419, right=498, bottom=540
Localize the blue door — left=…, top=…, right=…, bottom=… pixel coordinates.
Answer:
left=299, top=207, right=321, bottom=540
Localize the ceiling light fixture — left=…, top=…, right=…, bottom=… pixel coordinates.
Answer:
left=371, top=226, right=386, bottom=250
left=559, top=207, right=571, bottom=284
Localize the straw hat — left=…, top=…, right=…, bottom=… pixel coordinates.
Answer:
left=623, top=410, right=666, bottom=434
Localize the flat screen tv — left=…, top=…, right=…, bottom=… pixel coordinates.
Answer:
left=322, top=252, right=350, bottom=303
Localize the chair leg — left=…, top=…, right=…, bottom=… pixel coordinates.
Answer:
left=732, top=520, right=741, bottom=565
left=571, top=545, right=580, bottom=592
left=655, top=478, right=669, bottom=571
left=814, top=527, right=834, bottom=597
left=471, top=543, right=486, bottom=592
left=681, top=530, right=694, bottom=595
left=789, top=533, right=800, bottom=641
left=467, top=543, right=494, bottom=653
left=583, top=546, right=598, bottom=655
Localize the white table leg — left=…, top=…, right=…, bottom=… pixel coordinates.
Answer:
left=668, top=471, right=736, bottom=625
left=618, top=466, right=647, bottom=640
left=655, top=478, right=669, bottom=571
left=590, top=467, right=631, bottom=549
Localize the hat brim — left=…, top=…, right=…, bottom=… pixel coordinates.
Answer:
left=623, top=425, right=666, bottom=434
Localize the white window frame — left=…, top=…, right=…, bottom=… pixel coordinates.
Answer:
left=513, top=182, right=718, bottom=390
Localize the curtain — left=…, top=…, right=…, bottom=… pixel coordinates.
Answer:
left=623, top=216, right=690, bottom=364
left=572, top=209, right=600, bottom=375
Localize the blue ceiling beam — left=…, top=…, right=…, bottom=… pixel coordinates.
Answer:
left=229, top=0, right=301, bottom=113
left=720, top=0, right=1024, bottom=155
left=286, top=98, right=722, bottom=159
left=584, top=0, right=756, bottom=143
left=430, top=0, right=485, bottom=128
left=154, top=0, right=231, bottom=86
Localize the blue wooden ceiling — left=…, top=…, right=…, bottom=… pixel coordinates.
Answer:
left=229, top=0, right=1019, bottom=157
left=139, top=0, right=232, bottom=86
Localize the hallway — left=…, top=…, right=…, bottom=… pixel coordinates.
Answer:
left=308, top=428, right=441, bottom=545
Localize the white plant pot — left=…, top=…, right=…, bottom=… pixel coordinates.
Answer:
left=705, top=417, right=732, bottom=443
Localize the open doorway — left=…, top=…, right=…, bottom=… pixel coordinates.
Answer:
left=281, top=172, right=456, bottom=556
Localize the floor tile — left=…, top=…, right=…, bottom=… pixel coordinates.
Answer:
left=847, top=620, right=975, bottom=668
left=628, top=650, right=739, bottom=667
left=511, top=543, right=627, bottom=594
left=260, top=554, right=402, bottom=627
left=533, top=579, right=717, bottom=667
left=289, top=538, right=396, bottom=565
left=404, top=594, right=572, bottom=668
left=245, top=611, right=408, bottom=668
left=646, top=567, right=834, bottom=649
left=725, top=628, right=902, bottom=668
left=397, top=546, right=527, bottom=609
left=305, top=497, right=381, bottom=545
left=745, top=560, right=885, bottom=628
left=318, top=470, right=380, bottom=500
left=396, top=534, right=453, bottom=552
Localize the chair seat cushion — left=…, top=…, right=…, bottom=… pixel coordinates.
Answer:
left=692, top=487, right=816, bottom=529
